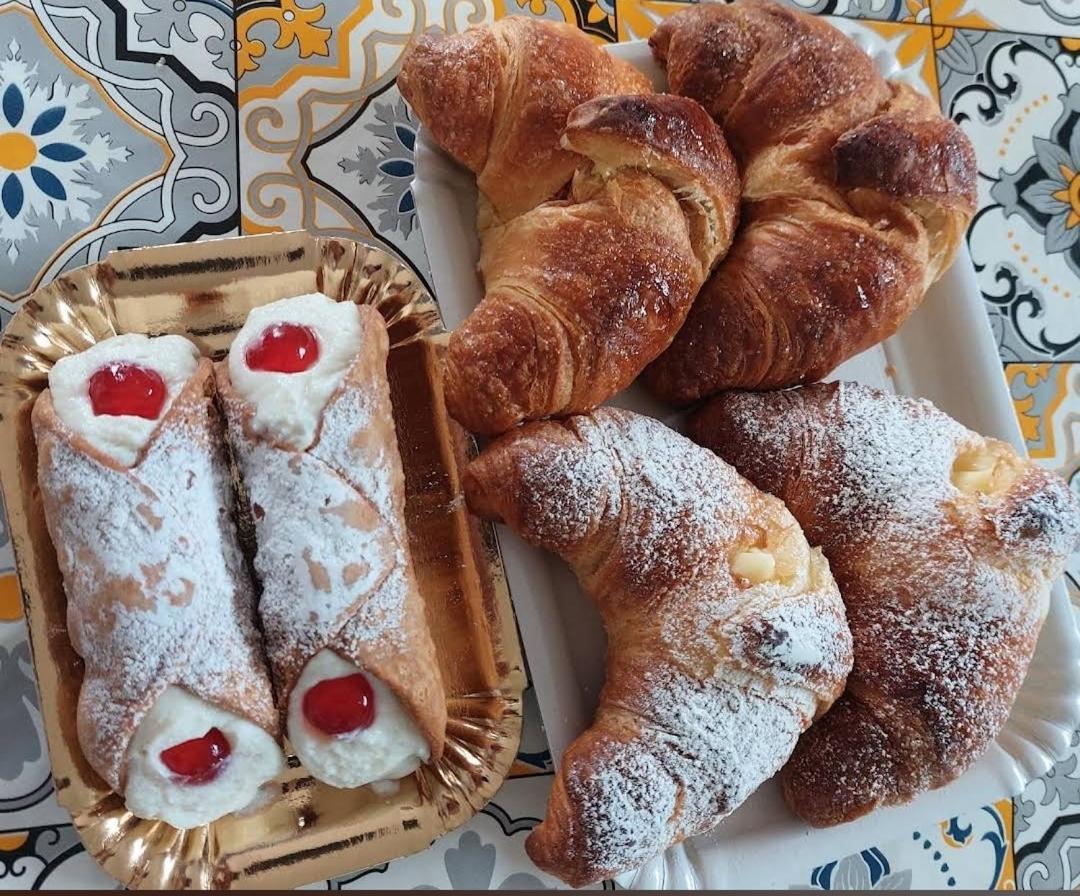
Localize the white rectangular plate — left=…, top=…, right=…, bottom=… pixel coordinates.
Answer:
left=412, top=31, right=1080, bottom=889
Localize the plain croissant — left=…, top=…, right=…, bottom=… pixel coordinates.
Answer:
left=398, top=18, right=651, bottom=225
left=690, top=382, right=1080, bottom=826
left=643, top=0, right=977, bottom=404
left=441, top=93, right=739, bottom=435
left=464, top=408, right=852, bottom=885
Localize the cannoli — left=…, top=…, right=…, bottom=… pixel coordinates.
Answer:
left=32, top=333, right=283, bottom=828
left=216, top=293, right=446, bottom=790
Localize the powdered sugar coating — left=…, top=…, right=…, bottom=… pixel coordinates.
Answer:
left=218, top=301, right=445, bottom=768
left=32, top=363, right=278, bottom=797
left=229, top=436, right=400, bottom=684
left=465, top=408, right=851, bottom=885
left=692, top=381, right=1080, bottom=824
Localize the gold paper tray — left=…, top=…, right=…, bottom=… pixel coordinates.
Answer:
left=0, top=232, right=525, bottom=889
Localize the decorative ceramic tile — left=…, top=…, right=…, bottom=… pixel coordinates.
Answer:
left=793, top=801, right=1015, bottom=890
left=931, top=0, right=1080, bottom=37
left=0, top=0, right=239, bottom=309
left=3, top=0, right=1079, bottom=888
left=495, top=0, right=618, bottom=43
left=1007, top=363, right=1080, bottom=602
left=1014, top=727, right=1080, bottom=889
left=858, top=19, right=939, bottom=95
left=0, top=483, right=62, bottom=831
left=938, top=29, right=1080, bottom=363
left=326, top=776, right=575, bottom=890
left=0, top=823, right=109, bottom=889
left=236, top=0, right=480, bottom=286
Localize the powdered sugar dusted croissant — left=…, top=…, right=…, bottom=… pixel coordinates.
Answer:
left=217, top=294, right=446, bottom=791
left=643, top=0, right=976, bottom=403
left=690, top=382, right=1080, bottom=826
left=33, top=334, right=283, bottom=829
left=464, top=408, right=852, bottom=886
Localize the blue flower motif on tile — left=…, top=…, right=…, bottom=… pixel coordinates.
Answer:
left=0, top=39, right=129, bottom=264
left=338, top=97, right=417, bottom=239
left=795, top=848, right=912, bottom=890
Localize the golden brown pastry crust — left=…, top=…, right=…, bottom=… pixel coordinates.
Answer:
left=643, top=0, right=977, bottom=403
left=32, top=362, right=279, bottom=791
left=689, top=382, right=1080, bottom=826
left=443, top=93, right=740, bottom=435
left=217, top=309, right=446, bottom=759
left=398, top=18, right=651, bottom=223
left=465, top=408, right=851, bottom=885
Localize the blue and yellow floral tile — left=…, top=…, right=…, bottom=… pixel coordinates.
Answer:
left=938, top=29, right=1080, bottom=364
left=0, top=0, right=239, bottom=309
left=794, top=802, right=1016, bottom=890
left=234, top=0, right=466, bottom=285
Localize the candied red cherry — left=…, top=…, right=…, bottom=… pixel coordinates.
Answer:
left=302, top=673, right=376, bottom=736
left=88, top=363, right=166, bottom=419
left=244, top=323, right=320, bottom=373
left=159, top=727, right=231, bottom=784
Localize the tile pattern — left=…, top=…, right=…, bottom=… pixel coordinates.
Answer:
left=0, top=0, right=1078, bottom=888
left=794, top=800, right=1016, bottom=890
left=0, top=0, right=239, bottom=308
left=932, top=0, right=1080, bottom=36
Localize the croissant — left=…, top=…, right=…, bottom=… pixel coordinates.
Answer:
left=464, top=408, right=852, bottom=886
left=689, top=382, right=1080, bottom=826
left=398, top=18, right=651, bottom=225
left=642, top=0, right=977, bottom=404
left=440, top=93, right=739, bottom=435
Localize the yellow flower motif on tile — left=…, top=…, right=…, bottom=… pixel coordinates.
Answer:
left=902, top=0, right=931, bottom=23
left=0, top=132, right=36, bottom=171
left=237, top=0, right=332, bottom=77
left=864, top=21, right=938, bottom=98
left=1051, top=164, right=1080, bottom=230
left=993, top=798, right=1016, bottom=890
left=497, top=0, right=582, bottom=27
left=1014, top=391, right=1043, bottom=445
left=1063, top=37, right=1080, bottom=52
left=1015, top=363, right=1054, bottom=389
left=1007, top=364, right=1068, bottom=460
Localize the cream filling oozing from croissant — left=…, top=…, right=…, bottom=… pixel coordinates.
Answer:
left=228, top=293, right=361, bottom=450
left=125, top=686, right=285, bottom=829
left=951, top=444, right=1021, bottom=495
left=49, top=334, right=200, bottom=466
left=287, top=649, right=430, bottom=791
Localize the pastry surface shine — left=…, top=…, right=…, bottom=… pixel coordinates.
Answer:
left=443, top=93, right=740, bottom=435
left=400, top=20, right=741, bottom=436
left=398, top=17, right=651, bottom=225
left=218, top=294, right=446, bottom=790
left=691, top=382, right=1080, bottom=826
left=465, top=408, right=852, bottom=885
left=643, top=0, right=977, bottom=403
